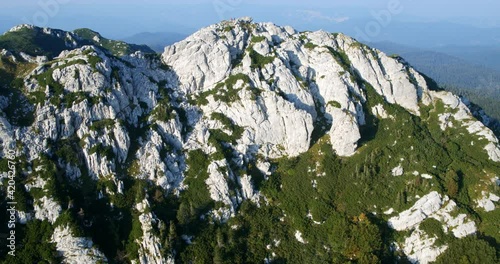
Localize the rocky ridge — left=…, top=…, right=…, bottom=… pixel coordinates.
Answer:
left=0, top=17, right=498, bottom=263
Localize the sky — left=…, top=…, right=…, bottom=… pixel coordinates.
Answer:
left=1, top=0, right=499, bottom=44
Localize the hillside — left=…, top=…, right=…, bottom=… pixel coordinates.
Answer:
left=0, top=18, right=499, bottom=264
left=0, top=25, right=155, bottom=60
left=370, top=41, right=500, bottom=128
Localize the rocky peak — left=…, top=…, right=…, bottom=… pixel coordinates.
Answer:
left=162, top=17, right=438, bottom=157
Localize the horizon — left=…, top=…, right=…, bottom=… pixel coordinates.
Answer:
left=1, top=0, right=500, bottom=48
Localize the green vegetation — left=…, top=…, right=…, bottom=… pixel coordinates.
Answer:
left=89, top=119, right=115, bottom=131
left=54, top=211, right=85, bottom=237
left=29, top=90, right=46, bottom=105
left=125, top=213, right=144, bottom=260
left=196, top=73, right=251, bottom=105
left=0, top=27, right=73, bottom=58
left=349, top=42, right=369, bottom=49
left=177, top=150, right=213, bottom=230
left=434, top=236, right=498, bottom=264
left=73, top=28, right=154, bottom=56
left=3, top=79, right=498, bottom=263
left=30, top=155, right=61, bottom=199
left=56, top=59, right=87, bottom=70
left=327, top=100, right=342, bottom=108
left=3, top=220, right=60, bottom=263
left=419, top=218, right=448, bottom=246
left=55, top=139, right=80, bottom=165
left=326, top=46, right=352, bottom=72
left=0, top=78, right=35, bottom=126
left=373, top=42, right=500, bottom=122
left=210, top=113, right=244, bottom=143
left=0, top=59, right=36, bottom=126
left=304, top=42, right=318, bottom=50
left=208, top=113, right=245, bottom=160
left=35, top=67, right=65, bottom=106
left=87, top=55, right=103, bottom=71
left=248, top=47, right=275, bottom=70
left=225, top=73, right=251, bottom=89
left=151, top=88, right=175, bottom=122
left=89, top=143, right=115, bottom=160
left=251, top=36, right=266, bottom=43
left=63, top=91, right=90, bottom=107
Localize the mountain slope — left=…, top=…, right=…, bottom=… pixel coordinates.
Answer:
left=73, top=28, right=155, bottom=56
left=0, top=18, right=499, bottom=264
left=368, top=41, right=500, bottom=91
left=0, top=25, right=155, bottom=61
left=369, top=41, right=500, bottom=134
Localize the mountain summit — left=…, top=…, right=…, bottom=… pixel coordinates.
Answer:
left=0, top=18, right=499, bottom=264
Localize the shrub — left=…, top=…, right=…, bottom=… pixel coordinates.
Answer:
left=177, top=149, right=213, bottom=231
left=248, top=48, right=275, bottom=70
left=251, top=36, right=266, bottom=43
left=89, top=143, right=115, bottom=160
left=419, top=218, right=447, bottom=245
left=36, top=69, right=64, bottom=96
left=151, top=88, right=174, bottom=122
left=55, top=143, right=79, bottom=165
left=326, top=47, right=351, bottom=72
left=5, top=220, right=60, bottom=263
left=197, top=73, right=250, bottom=105
left=87, top=55, right=103, bottom=71
left=210, top=112, right=244, bottom=144
left=304, top=42, right=318, bottom=50
left=327, top=100, right=342, bottom=108
left=89, top=119, right=115, bottom=131
left=434, top=236, right=498, bottom=264
left=63, top=91, right=89, bottom=108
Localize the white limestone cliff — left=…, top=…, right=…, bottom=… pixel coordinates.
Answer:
left=52, top=226, right=107, bottom=264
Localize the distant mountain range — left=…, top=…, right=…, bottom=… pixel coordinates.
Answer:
left=433, top=45, right=500, bottom=72
left=121, top=32, right=188, bottom=52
